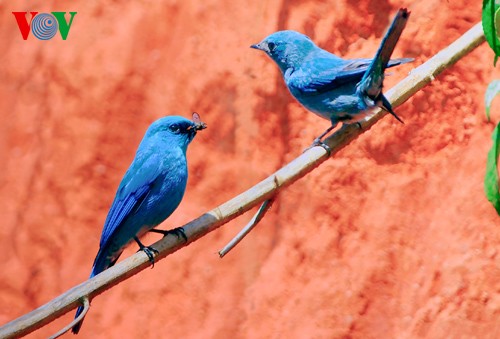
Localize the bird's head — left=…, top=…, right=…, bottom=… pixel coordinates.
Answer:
left=251, top=30, right=316, bottom=72
left=146, top=113, right=206, bottom=151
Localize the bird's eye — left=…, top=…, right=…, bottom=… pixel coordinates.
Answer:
left=169, top=124, right=181, bottom=134
left=267, top=42, right=276, bottom=52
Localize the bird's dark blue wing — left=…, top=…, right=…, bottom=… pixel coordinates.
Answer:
left=99, top=151, right=163, bottom=249
left=287, top=56, right=368, bottom=95
left=288, top=56, right=411, bottom=95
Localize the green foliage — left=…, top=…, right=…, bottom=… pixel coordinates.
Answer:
left=484, top=78, right=500, bottom=214
left=483, top=3, right=500, bottom=215
left=485, top=122, right=500, bottom=214
left=482, top=0, right=500, bottom=65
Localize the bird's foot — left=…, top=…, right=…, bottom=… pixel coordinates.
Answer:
left=141, top=246, right=159, bottom=267
left=134, top=236, right=159, bottom=268
left=302, top=123, right=336, bottom=154
left=303, top=138, right=331, bottom=156
left=149, top=227, right=188, bottom=242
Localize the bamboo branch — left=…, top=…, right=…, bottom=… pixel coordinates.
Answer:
left=0, top=22, right=485, bottom=339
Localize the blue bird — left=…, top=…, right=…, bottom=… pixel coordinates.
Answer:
left=251, top=8, right=412, bottom=145
left=72, top=114, right=206, bottom=334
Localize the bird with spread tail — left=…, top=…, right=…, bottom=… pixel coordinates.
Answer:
left=251, top=8, right=412, bottom=146
left=72, top=113, right=206, bottom=334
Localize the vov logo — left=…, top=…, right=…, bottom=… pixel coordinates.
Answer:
left=12, top=12, right=77, bottom=40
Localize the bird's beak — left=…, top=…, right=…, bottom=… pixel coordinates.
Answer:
left=186, top=121, right=206, bottom=142
left=250, top=42, right=269, bottom=53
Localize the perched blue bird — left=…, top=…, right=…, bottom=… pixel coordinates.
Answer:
left=72, top=114, right=206, bottom=334
left=251, top=8, right=412, bottom=144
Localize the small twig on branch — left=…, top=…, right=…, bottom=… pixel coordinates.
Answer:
left=48, top=297, right=89, bottom=339
left=219, top=197, right=276, bottom=257
left=0, top=22, right=485, bottom=339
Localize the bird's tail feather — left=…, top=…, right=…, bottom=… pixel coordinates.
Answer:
left=381, top=94, right=404, bottom=124
left=360, top=8, right=410, bottom=97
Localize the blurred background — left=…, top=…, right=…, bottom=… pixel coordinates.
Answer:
left=1, top=0, right=500, bottom=338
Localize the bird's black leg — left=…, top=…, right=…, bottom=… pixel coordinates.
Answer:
left=149, top=227, right=188, bottom=242
left=134, top=236, right=159, bottom=267
left=314, top=124, right=336, bottom=143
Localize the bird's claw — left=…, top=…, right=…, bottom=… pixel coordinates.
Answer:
left=170, top=227, right=188, bottom=242
left=149, top=227, right=188, bottom=242
left=134, top=236, right=159, bottom=267
left=138, top=246, right=159, bottom=268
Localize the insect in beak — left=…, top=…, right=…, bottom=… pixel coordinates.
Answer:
left=190, top=112, right=207, bottom=131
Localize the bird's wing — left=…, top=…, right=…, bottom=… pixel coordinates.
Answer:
left=288, top=57, right=411, bottom=95
left=99, top=151, right=163, bottom=249
left=287, top=57, right=369, bottom=94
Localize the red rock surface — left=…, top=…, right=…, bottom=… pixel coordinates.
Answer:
left=1, top=1, right=500, bottom=338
